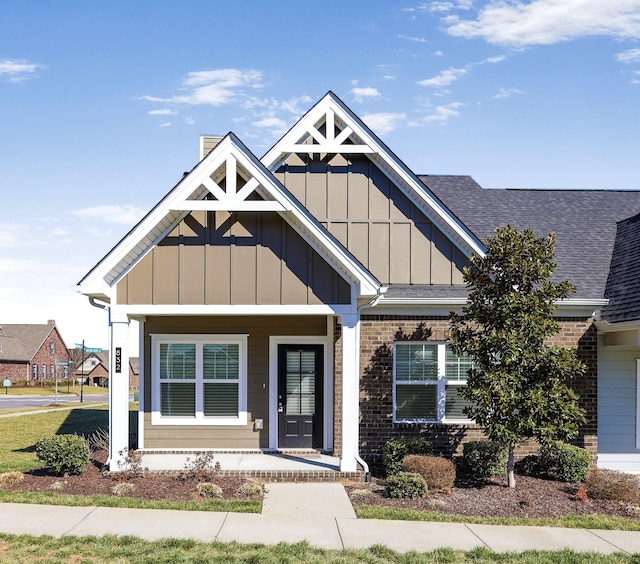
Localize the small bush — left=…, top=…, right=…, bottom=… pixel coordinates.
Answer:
left=538, top=441, right=591, bottom=483
left=88, top=427, right=109, bottom=455
left=197, top=482, right=223, bottom=498
left=586, top=469, right=640, bottom=504
left=385, top=471, right=428, bottom=499
left=182, top=451, right=221, bottom=481
left=115, top=448, right=148, bottom=479
left=402, top=455, right=456, bottom=491
left=382, top=438, right=433, bottom=476
left=111, top=483, right=136, bottom=496
left=0, top=471, right=24, bottom=487
left=462, top=441, right=508, bottom=478
left=514, top=455, right=540, bottom=477
left=35, top=434, right=89, bottom=476
left=236, top=482, right=263, bottom=497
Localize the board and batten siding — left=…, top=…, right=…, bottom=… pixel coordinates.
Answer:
left=274, top=154, right=466, bottom=286
left=598, top=335, right=640, bottom=472
left=116, top=210, right=351, bottom=306
left=142, top=315, right=328, bottom=450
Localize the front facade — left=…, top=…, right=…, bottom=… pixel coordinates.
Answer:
left=0, top=320, right=71, bottom=386
left=78, top=92, right=640, bottom=473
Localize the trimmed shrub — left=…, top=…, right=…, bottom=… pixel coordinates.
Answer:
left=462, top=441, right=508, bottom=478
left=382, top=438, right=433, bottom=476
left=586, top=469, right=640, bottom=504
left=402, top=455, right=456, bottom=491
left=385, top=472, right=428, bottom=499
left=514, top=455, right=541, bottom=477
left=35, top=434, right=89, bottom=476
left=538, top=441, right=591, bottom=483
left=111, top=483, right=136, bottom=496
left=236, top=482, right=263, bottom=497
left=196, top=482, right=223, bottom=498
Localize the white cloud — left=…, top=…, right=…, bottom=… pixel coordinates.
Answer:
left=418, top=66, right=468, bottom=87
left=141, top=68, right=264, bottom=107
left=148, top=108, right=175, bottom=115
left=616, top=48, right=640, bottom=63
left=445, top=0, right=640, bottom=47
left=410, top=102, right=464, bottom=125
left=184, top=116, right=195, bottom=125
left=0, top=223, right=40, bottom=247
left=350, top=87, right=382, bottom=103
left=159, top=122, right=171, bottom=127
left=252, top=116, right=287, bottom=130
left=0, top=257, right=38, bottom=273
left=494, top=87, right=525, bottom=99
left=429, top=0, right=473, bottom=13
left=279, top=95, right=313, bottom=115
left=398, top=34, right=427, bottom=43
left=361, top=112, right=406, bottom=134
left=632, top=70, right=640, bottom=84
left=0, top=59, right=42, bottom=82
left=72, top=205, right=147, bottom=225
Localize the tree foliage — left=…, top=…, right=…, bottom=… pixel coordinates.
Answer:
left=449, top=225, right=587, bottom=486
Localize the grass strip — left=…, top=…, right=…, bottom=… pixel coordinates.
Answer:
left=356, top=505, right=640, bottom=531
left=0, top=534, right=635, bottom=563
left=0, top=488, right=261, bottom=513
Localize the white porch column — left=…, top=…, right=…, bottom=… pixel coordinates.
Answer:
left=109, top=312, right=130, bottom=471
left=340, top=312, right=360, bottom=472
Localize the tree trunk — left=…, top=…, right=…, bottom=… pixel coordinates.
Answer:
left=507, top=449, right=516, bottom=488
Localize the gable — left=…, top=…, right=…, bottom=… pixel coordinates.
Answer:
left=274, top=153, right=466, bottom=285
left=116, top=209, right=351, bottom=306
left=78, top=132, right=380, bottom=303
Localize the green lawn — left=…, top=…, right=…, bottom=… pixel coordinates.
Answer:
left=3, top=385, right=112, bottom=396
left=0, top=535, right=635, bottom=563
left=0, top=406, right=110, bottom=473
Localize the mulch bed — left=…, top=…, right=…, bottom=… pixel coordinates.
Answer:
left=346, top=474, right=640, bottom=520
left=4, top=452, right=639, bottom=520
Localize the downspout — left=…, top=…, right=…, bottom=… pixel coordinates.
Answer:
left=354, top=289, right=387, bottom=482
left=88, top=296, right=110, bottom=470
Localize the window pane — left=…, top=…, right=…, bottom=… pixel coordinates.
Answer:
left=396, top=384, right=437, bottom=420
left=203, top=344, right=239, bottom=380
left=396, top=344, right=438, bottom=381
left=445, top=385, right=472, bottom=419
left=160, top=344, right=196, bottom=380
left=204, top=383, right=238, bottom=417
left=161, top=382, right=195, bottom=416
left=445, top=346, right=472, bottom=382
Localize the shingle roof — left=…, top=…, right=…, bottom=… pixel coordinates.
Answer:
left=420, top=175, right=640, bottom=303
left=0, top=324, right=55, bottom=362
left=601, top=213, right=640, bottom=323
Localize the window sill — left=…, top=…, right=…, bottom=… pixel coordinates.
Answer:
left=151, top=412, right=248, bottom=426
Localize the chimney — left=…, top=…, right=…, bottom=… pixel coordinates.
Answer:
left=200, top=135, right=223, bottom=160
left=47, top=320, right=55, bottom=326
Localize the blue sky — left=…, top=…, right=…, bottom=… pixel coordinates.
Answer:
left=1, top=1, right=640, bottom=350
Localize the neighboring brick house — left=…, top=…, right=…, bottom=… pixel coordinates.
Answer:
left=73, top=351, right=109, bottom=387
left=0, top=320, right=71, bottom=386
left=78, top=92, right=640, bottom=473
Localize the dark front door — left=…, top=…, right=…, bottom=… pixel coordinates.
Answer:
left=278, top=344, right=323, bottom=449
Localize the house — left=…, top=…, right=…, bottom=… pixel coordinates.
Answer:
left=0, top=320, right=71, bottom=386
left=78, top=92, right=640, bottom=473
left=72, top=350, right=109, bottom=387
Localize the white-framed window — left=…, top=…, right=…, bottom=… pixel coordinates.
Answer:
left=32, top=364, right=38, bottom=379
left=49, top=342, right=55, bottom=353
left=151, top=334, right=248, bottom=426
left=393, top=342, right=473, bottom=423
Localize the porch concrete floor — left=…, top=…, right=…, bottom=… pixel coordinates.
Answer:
left=140, top=452, right=342, bottom=473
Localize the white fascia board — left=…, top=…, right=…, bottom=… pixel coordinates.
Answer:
left=110, top=304, right=356, bottom=317
left=554, top=299, right=607, bottom=318
left=595, top=318, right=640, bottom=333
left=262, top=92, right=485, bottom=259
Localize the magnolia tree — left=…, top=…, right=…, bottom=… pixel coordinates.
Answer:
left=449, top=225, right=586, bottom=488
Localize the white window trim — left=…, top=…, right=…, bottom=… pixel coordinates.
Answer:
left=150, top=334, right=248, bottom=426
left=393, top=341, right=473, bottom=424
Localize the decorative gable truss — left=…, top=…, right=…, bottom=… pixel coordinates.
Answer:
left=262, top=92, right=485, bottom=260
left=78, top=132, right=380, bottom=302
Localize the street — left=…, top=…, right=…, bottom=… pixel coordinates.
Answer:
left=0, top=393, right=109, bottom=411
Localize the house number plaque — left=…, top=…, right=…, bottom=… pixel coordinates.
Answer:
left=115, top=347, right=122, bottom=373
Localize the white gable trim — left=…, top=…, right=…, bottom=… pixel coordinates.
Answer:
left=78, top=132, right=380, bottom=300
left=262, top=92, right=484, bottom=259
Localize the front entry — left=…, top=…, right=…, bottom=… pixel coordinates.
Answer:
left=277, top=344, right=323, bottom=449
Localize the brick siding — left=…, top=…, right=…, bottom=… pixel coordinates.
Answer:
left=353, top=315, right=597, bottom=465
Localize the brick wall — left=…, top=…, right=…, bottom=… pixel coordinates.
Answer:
left=355, top=314, right=597, bottom=464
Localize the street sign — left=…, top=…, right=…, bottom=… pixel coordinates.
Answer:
left=85, top=348, right=103, bottom=354
left=57, top=361, right=69, bottom=366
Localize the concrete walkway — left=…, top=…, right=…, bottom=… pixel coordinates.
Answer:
left=2, top=483, right=640, bottom=554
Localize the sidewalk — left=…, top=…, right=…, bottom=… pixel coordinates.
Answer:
left=2, top=483, right=640, bottom=554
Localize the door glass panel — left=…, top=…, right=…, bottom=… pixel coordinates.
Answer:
left=285, top=350, right=316, bottom=415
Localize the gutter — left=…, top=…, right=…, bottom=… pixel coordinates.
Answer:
left=354, top=288, right=388, bottom=482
